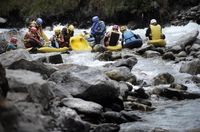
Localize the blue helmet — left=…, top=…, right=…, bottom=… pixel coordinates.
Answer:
left=92, top=16, right=99, bottom=23
left=36, top=18, right=43, bottom=26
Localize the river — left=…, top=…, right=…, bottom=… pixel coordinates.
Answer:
left=1, top=22, right=200, bottom=131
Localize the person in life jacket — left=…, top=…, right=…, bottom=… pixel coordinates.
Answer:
left=120, top=26, right=142, bottom=48
left=90, top=16, right=106, bottom=44
left=50, top=27, right=65, bottom=48
left=32, top=18, right=49, bottom=45
left=104, top=25, right=120, bottom=47
left=6, top=37, right=18, bottom=51
left=61, top=24, right=74, bottom=47
left=24, top=26, right=45, bottom=48
left=145, top=19, right=165, bottom=40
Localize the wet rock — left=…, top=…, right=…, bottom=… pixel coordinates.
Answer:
left=180, top=59, right=200, bottom=75
left=93, top=123, right=120, bottom=132
left=177, top=51, right=187, bottom=57
left=170, top=45, right=182, bottom=54
left=120, top=110, right=141, bottom=122
left=144, top=50, right=161, bottom=58
left=6, top=69, right=46, bottom=93
left=111, top=52, right=122, bottom=61
left=61, top=98, right=103, bottom=115
left=112, top=57, right=138, bottom=70
left=92, top=44, right=106, bottom=53
left=48, top=54, right=63, bottom=64
left=105, top=66, right=134, bottom=82
left=170, top=83, right=188, bottom=91
left=126, top=88, right=149, bottom=99
left=8, top=59, right=56, bottom=79
left=162, top=52, right=175, bottom=60
left=49, top=65, right=120, bottom=106
left=0, top=49, right=32, bottom=67
left=153, top=73, right=175, bottom=85
left=60, top=117, right=91, bottom=132
left=192, top=75, right=200, bottom=83
left=96, top=51, right=112, bottom=61
left=124, top=101, right=155, bottom=111
left=190, top=44, right=200, bottom=51
left=102, top=111, right=127, bottom=124
left=136, top=45, right=153, bottom=55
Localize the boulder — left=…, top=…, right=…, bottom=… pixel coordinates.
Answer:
left=162, top=52, right=176, bottom=60
left=0, top=63, right=9, bottom=99
left=61, top=98, right=103, bottom=115
left=8, top=59, right=56, bottom=78
left=50, top=65, right=120, bottom=106
left=144, top=50, right=161, bottom=58
left=153, top=73, right=175, bottom=85
left=0, top=49, right=32, bottom=67
left=180, top=59, right=200, bottom=75
left=93, top=123, right=120, bottom=132
left=112, top=57, right=138, bottom=70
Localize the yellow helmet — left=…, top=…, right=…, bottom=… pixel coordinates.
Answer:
left=68, top=25, right=74, bottom=31
left=54, top=27, right=61, bottom=34
left=120, top=26, right=127, bottom=32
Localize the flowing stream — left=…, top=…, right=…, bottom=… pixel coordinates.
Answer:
left=1, top=22, right=200, bottom=131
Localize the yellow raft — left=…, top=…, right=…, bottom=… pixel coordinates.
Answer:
left=106, top=44, right=122, bottom=51
left=147, top=39, right=166, bottom=47
left=70, top=36, right=92, bottom=51
left=27, top=47, right=69, bottom=53
left=37, top=47, right=69, bottom=53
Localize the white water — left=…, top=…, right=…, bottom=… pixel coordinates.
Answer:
left=1, top=22, right=200, bottom=131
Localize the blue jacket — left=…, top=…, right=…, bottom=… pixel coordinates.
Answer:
left=122, top=30, right=137, bottom=44
left=91, top=21, right=106, bottom=36
left=6, top=43, right=17, bottom=51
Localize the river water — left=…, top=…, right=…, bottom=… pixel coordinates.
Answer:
left=1, top=22, right=200, bottom=131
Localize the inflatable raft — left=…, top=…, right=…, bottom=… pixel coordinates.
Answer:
left=106, top=44, right=122, bottom=51
left=70, top=36, right=92, bottom=51
left=27, top=46, right=69, bottom=53
left=147, top=39, right=166, bottom=47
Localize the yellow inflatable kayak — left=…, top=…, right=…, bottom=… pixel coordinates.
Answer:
left=37, top=47, right=69, bottom=53
left=27, top=47, right=69, bottom=53
left=106, top=44, right=122, bottom=51
left=70, top=36, right=92, bottom=51
left=147, top=39, right=166, bottom=47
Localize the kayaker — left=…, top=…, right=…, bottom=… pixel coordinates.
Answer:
left=145, top=19, right=165, bottom=40
left=61, top=24, right=74, bottom=47
left=120, top=26, right=142, bottom=48
left=90, top=16, right=106, bottom=45
left=104, top=24, right=120, bottom=47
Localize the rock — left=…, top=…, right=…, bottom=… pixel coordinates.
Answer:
left=96, top=51, right=112, bottom=61
left=153, top=73, right=175, bottom=85
left=92, top=44, right=106, bottom=53
left=120, top=110, right=141, bottom=122
left=49, top=65, right=120, bottom=106
left=6, top=69, right=46, bottom=93
left=144, top=50, right=161, bottom=58
left=102, top=111, right=127, bottom=124
left=8, top=59, right=56, bottom=78
left=170, top=83, right=188, bottom=91
left=170, top=45, right=182, bottom=54
left=0, top=17, right=7, bottom=23
left=61, top=98, right=103, bottom=115
left=162, top=52, right=175, bottom=60
left=111, top=52, right=122, bottom=61
left=136, top=45, right=153, bottom=55
left=105, top=67, right=134, bottom=82
left=126, top=88, right=149, bottom=99
left=0, top=49, right=32, bottom=67
left=190, top=44, right=200, bottom=51
left=192, top=75, right=200, bottom=83
left=180, top=59, right=200, bottom=75
left=112, top=57, right=138, bottom=70
left=93, top=123, right=120, bottom=132
left=177, top=51, right=187, bottom=57
left=124, top=101, right=155, bottom=111
left=47, top=54, right=63, bottom=64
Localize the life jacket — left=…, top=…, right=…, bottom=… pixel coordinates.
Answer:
left=123, top=30, right=136, bottom=44
left=150, top=24, right=162, bottom=40
left=91, top=21, right=106, bottom=36
left=108, top=31, right=120, bottom=46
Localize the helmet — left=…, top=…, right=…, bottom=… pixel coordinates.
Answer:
left=30, top=27, right=37, bottom=33
left=120, top=26, right=127, bottom=32
left=112, top=25, right=119, bottom=31
left=36, top=18, right=43, bottom=26
left=10, top=37, right=18, bottom=44
left=150, top=19, right=157, bottom=24
left=68, top=25, right=74, bottom=31
left=92, top=16, right=99, bottom=23
left=54, top=27, right=61, bottom=35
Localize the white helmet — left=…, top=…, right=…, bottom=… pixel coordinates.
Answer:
left=150, top=19, right=157, bottom=24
